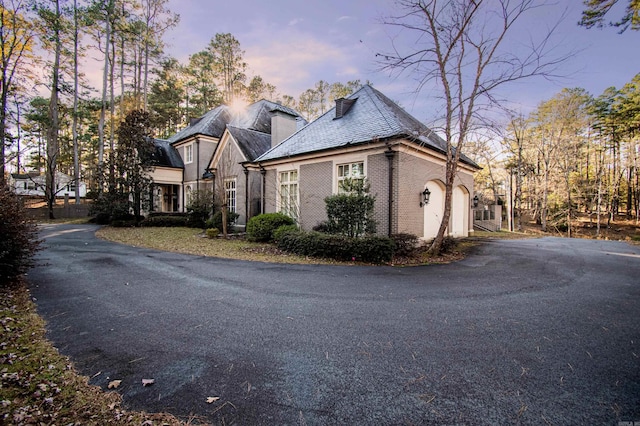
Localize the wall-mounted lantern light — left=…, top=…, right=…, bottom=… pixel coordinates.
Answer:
left=420, top=187, right=431, bottom=207
left=473, top=195, right=479, bottom=208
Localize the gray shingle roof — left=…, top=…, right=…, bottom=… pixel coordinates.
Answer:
left=167, top=105, right=232, bottom=144
left=226, top=125, right=272, bottom=162
left=255, top=85, right=478, bottom=168
left=151, top=139, right=184, bottom=168
left=167, top=100, right=306, bottom=145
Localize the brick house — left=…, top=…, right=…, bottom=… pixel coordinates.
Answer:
left=153, top=85, right=479, bottom=238
left=251, top=85, right=480, bottom=239
left=149, top=100, right=305, bottom=228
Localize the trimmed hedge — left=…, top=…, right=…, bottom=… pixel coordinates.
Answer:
left=272, top=224, right=299, bottom=243
left=246, top=213, right=295, bottom=242
left=276, top=231, right=395, bottom=264
left=140, top=215, right=189, bottom=227
left=390, top=233, right=420, bottom=257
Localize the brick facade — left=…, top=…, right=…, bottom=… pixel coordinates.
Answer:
left=299, top=161, right=332, bottom=231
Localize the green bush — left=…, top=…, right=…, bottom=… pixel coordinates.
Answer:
left=140, top=215, right=189, bottom=227
left=205, top=209, right=240, bottom=232
left=110, top=219, right=137, bottom=228
left=272, top=224, right=300, bottom=242
left=89, top=192, right=133, bottom=224
left=325, top=178, right=376, bottom=237
left=0, top=185, right=41, bottom=285
left=277, top=231, right=394, bottom=263
left=391, top=233, right=420, bottom=256
left=206, top=228, right=220, bottom=238
left=246, top=213, right=295, bottom=242
left=186, top=189, right=213, bottom=228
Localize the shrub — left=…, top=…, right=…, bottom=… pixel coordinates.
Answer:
left=312, top=221, right=329, bottom=233
left=0, top=185, right=41, bottom=286
left=206, top=209, right=240, bottom=232
left=272, top=224, right=299, bottom=242
left=186, top=189, right=213, bottom=228
left=89, top=192, right=132, bottom=224
left=246, top=213, right=295, bottom=242
left=110, top=219, right=137, bottom=228
left=325, top=178, right=376, bottom=237
left=277, top=231, right=394, bottom=263
left=140, top=215, right=189, bottom=227
left=206, top=228, right=220, bottom=239
left=391, top=233, right=420, bottom=257
left=440, top=236, right=457, bottom=253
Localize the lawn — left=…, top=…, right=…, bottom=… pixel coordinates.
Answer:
left=96, top=227, right=341, bottom=265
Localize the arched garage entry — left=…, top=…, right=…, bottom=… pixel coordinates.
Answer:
left=450, top=185, right=470, bottom=237
left=423, top=180, right=445, bottom=240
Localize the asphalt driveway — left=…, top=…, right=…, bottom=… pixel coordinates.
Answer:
left=28, top=224, right=640, bottom=425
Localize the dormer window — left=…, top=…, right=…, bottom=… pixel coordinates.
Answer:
left=335, top=98, right=357, bottom=119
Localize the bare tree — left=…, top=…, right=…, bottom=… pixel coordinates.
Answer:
left=379, top=0, right=569, bottom=253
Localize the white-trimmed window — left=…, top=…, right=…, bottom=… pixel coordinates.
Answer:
left=337, top=161, right=364, bottom=193
left=279, top=170, right=298, bottom=221
left=185, top=144, right=193, bottom=164
left=224, top=178, right=236, bottom=214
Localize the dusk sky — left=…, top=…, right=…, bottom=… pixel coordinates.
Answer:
left=164, top=0, right=639, bottom=124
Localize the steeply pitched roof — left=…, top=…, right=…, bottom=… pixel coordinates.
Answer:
left=151, top=138, right=184, bottom=168
left=226, top=126, right=272, bottom=162
left=167, top=100, right=306, bottom=145
left=255, top=85, right=478, bottom=168
left=167, top=105, right=232, bottom=144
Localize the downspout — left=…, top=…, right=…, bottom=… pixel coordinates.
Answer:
left=181, top=167, right=185, bottom=212
left=196, top=137, right=200, bottom=191
left=385, top=148, right=395, bottom=237
left=243, top=166, right=249, bottom=224
left=260, top=165, right=266, bottom=214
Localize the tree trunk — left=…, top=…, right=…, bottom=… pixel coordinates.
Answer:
left=98, top=1, right=113, bottom=169
left=72, top=0, right=80, bottom=204
left=46, top=0, right=62, bottom=220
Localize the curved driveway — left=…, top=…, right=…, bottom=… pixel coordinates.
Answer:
left=28, top=224, right=640, bottom=425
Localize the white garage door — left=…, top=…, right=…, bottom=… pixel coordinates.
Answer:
left=450, top=186, right=469, bottom=237
left=423, top=181, right=445, bottom=240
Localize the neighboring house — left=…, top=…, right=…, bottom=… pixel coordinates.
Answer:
left=10, top=171, right=87, bottom=198
left=252, top=85, right=481, bottom=239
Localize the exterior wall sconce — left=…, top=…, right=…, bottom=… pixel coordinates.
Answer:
left=420, top=187, right=431, bottom=207
left=473, top=195, right=479, bottom=208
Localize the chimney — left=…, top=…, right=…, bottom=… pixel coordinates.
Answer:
left=271, top=110, right=297, bottom=148
left=335, top=98, right=356, bottom=119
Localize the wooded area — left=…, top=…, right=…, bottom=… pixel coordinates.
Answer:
left=0, top=0, right=365, bottom=208
left=1, top=0, right=638, bottom=235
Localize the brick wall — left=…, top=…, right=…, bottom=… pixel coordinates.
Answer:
left=367, top=153, right=391, bottom=236
left=299, top=161, right=332, bottom=231
left=264, top=169, right=277, bottom=213
left=395, top=151, right=475, bottom=237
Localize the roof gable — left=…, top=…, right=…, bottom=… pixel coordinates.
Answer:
left=168, top=105, right=232, bottom=144
left=226, top=126, right=272, bottom=162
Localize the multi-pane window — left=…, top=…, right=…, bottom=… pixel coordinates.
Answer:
left=185, top=144, right=193, bottom=163
left=279, top=170, right=298, bottom=221
left=337, top=161, right=364, bottom=193
left=224, top=178, right=236, bottom=214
